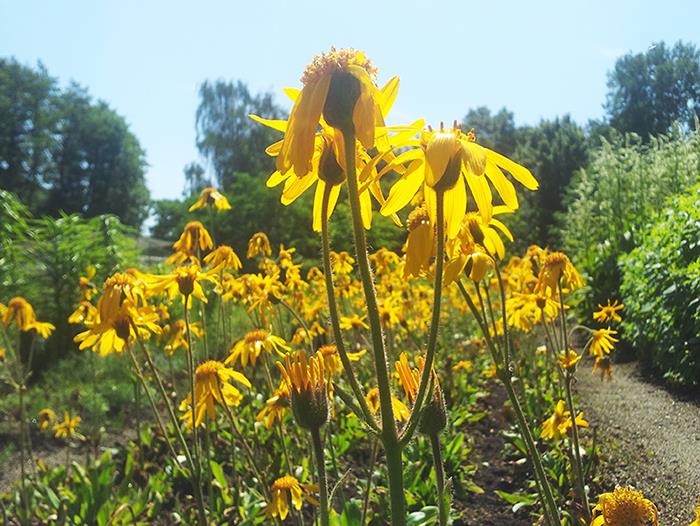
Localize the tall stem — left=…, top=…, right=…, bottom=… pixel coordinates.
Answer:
left=184, top=299, right=203, bottom=481
left=311, top=428, right=329, bottom=526
left=430, top=434, right=448, bottom=526
left=339, top=125, right=405, bottom=525
left=319, top=184, right=377, bottom=431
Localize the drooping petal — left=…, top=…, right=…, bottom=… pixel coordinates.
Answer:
left=486, top=149, right=538, bottom=190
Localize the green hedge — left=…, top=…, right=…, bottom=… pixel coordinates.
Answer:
left=619, top=185, right=700, bottom=388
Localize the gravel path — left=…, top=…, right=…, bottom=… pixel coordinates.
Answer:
left=576, top=361, right=700, bottom=526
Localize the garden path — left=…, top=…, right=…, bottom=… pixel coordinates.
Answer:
left=576, top=360, right=700, bottom=526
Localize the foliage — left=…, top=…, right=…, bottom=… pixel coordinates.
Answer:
left=0, top=59, right=150, bottom=228
left=561, top=129, right=700, bottom=317
left=619, top=186, right=700, bottom=387
left=195, top=80, right=284, bottom=188
left=510, top=116, right=589, bottom=249
left=606, top=40, right=700, bottom=140
left=0, top=190, right=138, bottom=369
left=462, top=106, right=517, bottom=157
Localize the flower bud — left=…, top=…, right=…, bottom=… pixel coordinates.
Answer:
left=323, top=71, right=361, bottom=130
left=419, top=375, right=448, bottom=436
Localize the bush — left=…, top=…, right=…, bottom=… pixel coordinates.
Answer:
left=561, top=128, right=700, bottom=317
left=619, top=185, right=700, bottom=388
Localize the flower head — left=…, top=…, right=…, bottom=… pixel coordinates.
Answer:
left=179, top=360, right=251, bottom=429
left=53, top=412, right=81, bottom=440
left=277, top=350, right=329, bottom=430
left=364, top=387, right=410, bottom=422
left=540, top=400, right=588, bottom=441
left=593, top=299, right=624, bottom=324
left=247, top=232, right=272, bottom=259
left=589, top=328, right=619, bottom=358
left=168, top=221, right=213, bottom=265
left=225, top=329, right=290, bottom=367
left=38, top=408, right=57, bottom=431
left=188, top=187, right=231, bottom=212
left=203, top=245, right=242, bottom=272
left=558, top=350, right=582, bottom=371
left=536, top=251, right=584, bottom=296
left=1, top=297, right=55, bottom=337
left=265, top=475, right=319, bottom=520
left=257, top=382, right=291, bottom=429
left=590, top=486, right=658, bottom=526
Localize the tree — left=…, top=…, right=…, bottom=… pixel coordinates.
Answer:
left=195, top=80, right=285, bottom=186
left=462, top=106, right=517, bottom=156
left=0, top=58, right=58, bottom=204
left=606, top=41, right=700, bottom=139
left=511, top=116, right=589, bottom=248
left=1, top=61, right=151, bottom=228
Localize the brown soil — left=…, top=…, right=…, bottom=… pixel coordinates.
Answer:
left=456, top=383, right=532, bottom=526
left=576, top=360, right=700, bottom=526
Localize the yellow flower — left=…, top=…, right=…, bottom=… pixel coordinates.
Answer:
left=68, top=301, right=97, bottom=325
left=315, top=343, right=366, bottom=377
left=145, top=264, right=218, bottom=305
left=364, top=387, right=411, bottom=422
left=256, top=382, right=290, bottom=429
left=589, top=328, right=619, bottom=358
left=179, top=361, right=251, bottom=429
left=265, top=475, right=319, bottom=520
left=690, top=500, right=700, bottom=526
left=382, top=124, right=538, bottom=239
left=558, top=350, right=582, bottom=371
left=78, top=266, right=98, bottom=301
left=225, top=329, right=290, bottom=367
left=339, top=314, right=369, bottom=331
left=483, top=362, right=498, bottom=378
left=1, top=297, right=55, bottom=337
left=452, top=360, right=473, bottom=373
left=53, top=412, right=81, bottom=440
left=203, top=245, right=242, bottom=271
left=540, top=400, right=588, bottom=441
left=162, top=319, right=204, bottom=356
left=536, top=251, right=584, bottom=296
left=331, top=251, right=355, bottom=275
left=590, top=486, right=658, bottom=526
left=273, top=48, right=385, bottom=177
left=403, top=205, right=434, bottom=278
left=247, top=232, right=272, bottom=259
left=38, top=408, right=57, bottom=431
left=277, top=350, right=329, bottom=430
left=168, top=221, right=214, bottom=265
left=395, top=352, right=421, bottom=405
left=593, top=356, right=613, bottom=382
left=188, top=187, right=231, bottom=212
left=593, top=299, right=624, bottom=324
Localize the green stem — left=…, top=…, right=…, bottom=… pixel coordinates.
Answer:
left=401, top=190, right=445, bottom=446
left=184, top=300, right=203, bottom=480
left=319, top=183, right=378, bottom=431
left=430, top=434, right=448, bottom=526
left=277, top=297, right=314, bottom=354
left=311, top=428, right=330, bottom=526
left=340, top=125, right=405, bottom=526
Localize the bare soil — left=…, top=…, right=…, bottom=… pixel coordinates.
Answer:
left=576, top=360, right=700, bottom=526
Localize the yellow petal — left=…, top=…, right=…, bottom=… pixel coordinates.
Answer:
left=486, top=149, right=538, bottom=190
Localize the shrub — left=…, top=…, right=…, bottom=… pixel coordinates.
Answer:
left=619, top=185, right=700, bottom=388
left=561, top=128, right=700, bottom=317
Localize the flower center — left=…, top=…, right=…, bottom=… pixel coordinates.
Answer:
left=301, top=47, right=377, bottom=86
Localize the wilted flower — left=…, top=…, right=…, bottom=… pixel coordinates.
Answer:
left=188, top=187, right=231, bottom=212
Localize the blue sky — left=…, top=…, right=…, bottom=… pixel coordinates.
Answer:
left=2, top=0, right=698, bottom=200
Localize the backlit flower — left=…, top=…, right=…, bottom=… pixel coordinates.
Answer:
left=247, top=232, right=272, bottom=259
left=225, top=329, right=290, bottom=367
left=179, top=360, right=251, bottom=429
left=168, top=221, right=213, bottom=265
left=203, top=245, right=242, bottom=271
left=536, top=251, right=584, bottom=296
left=265, top=475, right=319, bottom=520
left=590, top=486, right=658, bottom=526
left=188, top=187, right=231, bottom=212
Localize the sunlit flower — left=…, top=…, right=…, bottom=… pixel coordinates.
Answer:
left=536, top=251, right=584, bottom=296
left=395, top=352, right=422, bottom=405
left=452, top=360, right=473, bottom=373
left=188, top=187, right=231, bottom=212
left=382, top=124, right=538, bottom=239
left=38, top=408, right=57, bottom=431
left=558, top=349, right=582, bottom=371
left=315, top=343, right=366, bottom=377
left=53, top=412, right=81, bottom=440
left=257, top=382, right=290, bottom=429
left=339, top=314, right=369, bottom=331
left=1, top=297, right=55, bottom=337
left=540, top=400, right=588, bottom=441
left=593, top=299, right=624, bottom=324
left=68, top=301, right=97, bottom=326
left=145, top=264, right=218, bottom=305
left=247, top=232, right=272, bottom=259
left=331, top=251, right=355, bottom=275
left=364, top=387, right=410, bottom=422
left=265, top=475, right=319, bottom=520
left=78, top=266, right=98, bottom=301
left=168, top=221, right=214, bottom=265
left=179, top=360, right=251, bottom=429
left=203, top=245, right=242, bottom=271
left=162, top=319, right=204, bottom=356
left=226, top=329, right=290, bottom=367
left=589, top=328, right=619, bottom=358
left=590, top=486, right=658, bottom=526
left=403, top=205, right=434, bottom=278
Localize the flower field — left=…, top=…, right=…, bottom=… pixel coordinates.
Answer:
left=1, top=48, right=699, bottom=526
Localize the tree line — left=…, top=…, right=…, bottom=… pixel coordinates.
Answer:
left=1, top=41, right=698, bottom=252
